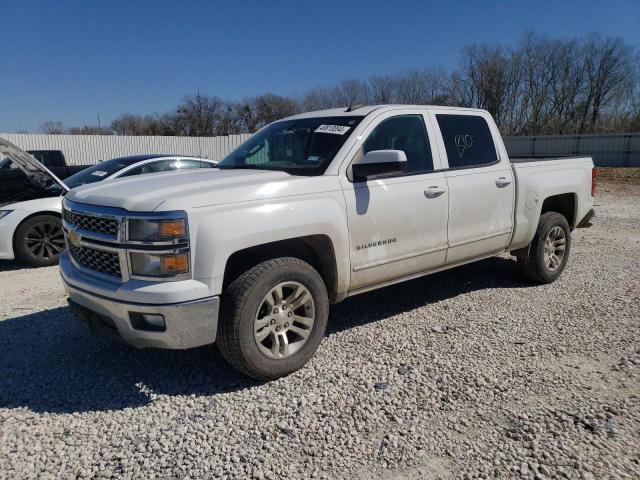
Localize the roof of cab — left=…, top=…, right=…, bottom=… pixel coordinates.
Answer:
left=284, top=106, right=383, bottom=120
left=284, top=104, right=487, bottom=121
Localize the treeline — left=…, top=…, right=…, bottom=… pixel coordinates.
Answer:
left=40, top=33, right=639, bottom=137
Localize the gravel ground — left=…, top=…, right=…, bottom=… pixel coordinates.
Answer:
left=1, top=179, right=638, bottom=479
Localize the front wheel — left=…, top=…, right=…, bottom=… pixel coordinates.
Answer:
left=217, top=257, right=329, bottom=380
left=518, top=211, right=571, bottom=284
left=14, top=214, right=66, bottom=267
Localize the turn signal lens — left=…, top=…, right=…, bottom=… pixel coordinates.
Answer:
left=128, top=217, right=187, bottom=241
left=130, top=252, right=189, bottom=277
left=160, top=254, right=189, bottom=273
left=158, top=220, right=186, bottom=238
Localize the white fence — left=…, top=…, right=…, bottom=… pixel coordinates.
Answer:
left=0, top=133, right=253, bottom=166
left=5, top=131, right=637, bottom=168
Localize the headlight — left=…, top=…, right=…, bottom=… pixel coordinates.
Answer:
left=130, top=252, right=189, bottom=277
left=128, top=218, right=186, bottom=242
left=0, top=210, right=13, bottom=220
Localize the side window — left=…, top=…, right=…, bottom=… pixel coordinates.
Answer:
left=174, top=159, right=204, bottom=170
left=435, top=114, right=498, bottom=168
left=119, top=159, right=176, bottom=177
left=45, top=151, right=65, bottom=168
left=244, top=140, right=270, bottom=165
left=29, top=152, right=46, bottom=164
left=363, top=115, right=433, bottom=174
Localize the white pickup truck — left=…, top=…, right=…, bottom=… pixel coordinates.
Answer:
left=59, top=105, right=596, bottom=380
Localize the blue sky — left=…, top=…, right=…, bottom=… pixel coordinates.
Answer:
left=1, top=0, right=639, bottom=132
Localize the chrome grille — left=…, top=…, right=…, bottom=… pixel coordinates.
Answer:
left=63, top=209, right=118, bottom=236
left=69, top=244, right=121, bottom=278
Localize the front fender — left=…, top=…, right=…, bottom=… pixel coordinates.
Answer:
left=188, top=191, right=350, bottom=297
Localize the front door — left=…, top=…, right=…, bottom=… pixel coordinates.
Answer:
left=341, top=111, right=449, bottom=292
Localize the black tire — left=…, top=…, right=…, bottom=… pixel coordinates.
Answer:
left=217, top=257, right=329, bottom=381
left=518, top=211, right=571, bottom=284
left=13, top=214, right=65, bottom=267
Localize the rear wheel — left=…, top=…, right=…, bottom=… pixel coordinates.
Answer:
left=518, top=211, right=571, bottom=284
left=14, top=214, right=65, bottom=267
left=217, top=257, right=329, bottom=380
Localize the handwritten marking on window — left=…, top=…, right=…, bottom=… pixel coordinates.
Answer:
left=454, top=134, right=473, bottom=158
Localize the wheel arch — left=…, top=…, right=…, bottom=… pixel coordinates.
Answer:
left=12, top=210, right=62, bottom=248
left=222, top=234, right=341, bottom=303
left=540, top=193, right=577, bottom=229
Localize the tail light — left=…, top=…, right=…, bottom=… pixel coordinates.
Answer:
left=591, top=168, right=597, bottom=196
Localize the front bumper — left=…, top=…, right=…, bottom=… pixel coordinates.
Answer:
left=61, top=274, right=220, bottom=350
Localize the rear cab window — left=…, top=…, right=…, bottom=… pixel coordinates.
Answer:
left=27, top=150, right=65, bottom=168
left=435, top=114, right=498, bottom=169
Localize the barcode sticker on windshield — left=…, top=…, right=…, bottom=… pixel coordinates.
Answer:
left=91, top=170, right=108, bottom=177
left=315, top=124, right=350, bottom=135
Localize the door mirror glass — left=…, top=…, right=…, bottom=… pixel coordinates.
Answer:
left=352, top=150, right=407, bottom=182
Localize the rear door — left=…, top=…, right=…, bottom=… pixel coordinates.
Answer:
left=430, top=111, right=515, bottom=263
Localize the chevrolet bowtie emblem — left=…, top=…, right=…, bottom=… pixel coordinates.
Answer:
left=67, top=229, right=80, bottom=244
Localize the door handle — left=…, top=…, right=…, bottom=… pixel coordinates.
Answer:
left=495, top=177, right=511, bottom=188
left=424, top=186, right=445, bottom=198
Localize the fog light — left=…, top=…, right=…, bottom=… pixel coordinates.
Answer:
left=129, top=312, right=166, bottom=332
left=143, top=314, right=166, bottom=329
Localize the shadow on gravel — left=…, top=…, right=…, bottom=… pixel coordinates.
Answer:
left=0, top=260, right=26, bottom=272
left=0, top=307, right=257, bottom=414
left=328, top=256, right=534, bottom=334
left=0, top=256, right=531, bottom=414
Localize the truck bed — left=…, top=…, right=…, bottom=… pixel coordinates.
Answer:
left=508, top=156, right=594, bottom=251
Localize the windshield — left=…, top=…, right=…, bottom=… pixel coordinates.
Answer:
left=64, top=158, right=132, bottom=188
left=217, top=116, right=363, bottom=175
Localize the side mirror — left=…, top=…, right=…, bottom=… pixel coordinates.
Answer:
left=352, top=150, right=407, bottom=182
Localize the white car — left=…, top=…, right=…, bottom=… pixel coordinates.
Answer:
left=0, top=138, right=216, bottom=267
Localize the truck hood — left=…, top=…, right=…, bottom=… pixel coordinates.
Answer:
left=0, top=137, right=69, bottom=192
left=66, top=168, right=339, bottom=212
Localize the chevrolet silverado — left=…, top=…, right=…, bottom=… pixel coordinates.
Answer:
left=58, top=105, right=596, bottom=380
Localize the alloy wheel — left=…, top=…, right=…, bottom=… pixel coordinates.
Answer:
left=253, top=281, right=315, bottom=359
left=543, top=225, right=566, bottom=271
left=23, top=221, right=65, bottom=261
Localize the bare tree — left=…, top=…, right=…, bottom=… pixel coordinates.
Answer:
left=39, top=121, right=65, bottom=134
left=368, top=75, right=396, bottom=104
left=578, top=34, right=637, bottom=133
left=395, top=68, right=449, bottom=105
left=300, top=88, right=329, bottom=112
left=452, top=32, right=638, bottom=135
left=111, top=114, right=157, bottom=135
left=176, top=92, right=226, bottom=136
left=67, top=126, right=113, bottom=135
left=239, top=94, right=299, bottom=131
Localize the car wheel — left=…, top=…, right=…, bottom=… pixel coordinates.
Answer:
left=518, top=211, right=571, bottom=284
left=217, top=257, right=329, bottom=381
left=14, top=214, right=65, bottom=267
